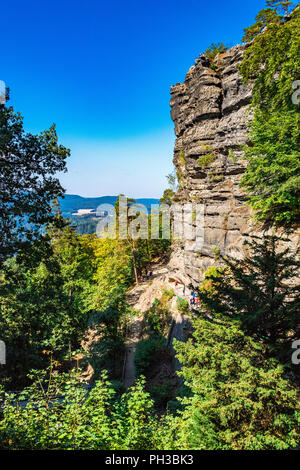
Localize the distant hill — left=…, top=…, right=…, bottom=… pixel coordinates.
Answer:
left=59, top=194, right=159, bottom=216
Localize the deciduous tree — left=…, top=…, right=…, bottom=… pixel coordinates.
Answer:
left=0, top=99, right=69, bottom=266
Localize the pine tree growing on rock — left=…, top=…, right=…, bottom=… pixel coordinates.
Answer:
left=266, top=0, right=294, bottom=17
left=242, top=8, right=281, bottom=43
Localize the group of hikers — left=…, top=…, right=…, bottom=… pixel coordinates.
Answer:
left=174, top=280, right=200, bottom=308
left=189, top=290, right=200, bottom=306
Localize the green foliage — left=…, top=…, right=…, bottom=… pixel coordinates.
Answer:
left=166, top=169, right=178, bottom=192
left=161, top=288, right=175, bottom=301
left=176, top=298, right=189, bottom=314
left=228, top=148, right=238, bottom=164
left=1, top=7, right=299, bottom=451
left=266, top=0, right=294, bottom=16
left=159, top=189, right=176, bottom=206
left=0, top=365, right=168, bottom=450
left=88, top=296, right=128, bottom=380
left=0, top=223, right=148, bottom=387
left=199, top=236, right=300, bottom=358
left=0, top=225, right=96, bottom=387
left=240, top=7, right=300, bottom=224
left=85, top=235, right=133, bottom=309
left=172, top=318, right=299, bottom=450
left=241, top=109, right=300, bottom=223
left=67, top=215, right=99, bottom=235
left=175, top=150, right=187, bottom=185
left=0, top=102, right=69, bottom=266
left=113, top=195, right=171, bottom=284
left=203, top=42, right=228, bottom=63
left=179, top=149, right=186, bottom=166
left=145, top=291, right=173, bottom=336
left=0, top=200, right=171, bottom=387
left=209, top=173, right=223, bottom=183
left=150, top=380, right=174, bottom=408
left=242, top=8, right=281, bottom=43
left=197, top=153, right=217, bottom=169
left=199, top=266, right=225, bottom=298
left=192, top=208, right=197, bottom=222
left=49, top=223, right=97, bottom=313
left=212, top=247, right=221, bottom=258
left=240, top=7, right=300, bottom=109
left=134, top=335, right=168, bottom=377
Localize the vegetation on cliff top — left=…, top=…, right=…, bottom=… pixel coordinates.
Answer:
left=202, top=42, right=228, bottom=64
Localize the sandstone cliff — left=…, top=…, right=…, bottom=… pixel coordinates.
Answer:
left=169, top=45, right=299, bottom=288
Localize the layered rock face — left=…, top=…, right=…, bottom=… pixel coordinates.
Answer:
left=169, top=45, right=299, bottom=287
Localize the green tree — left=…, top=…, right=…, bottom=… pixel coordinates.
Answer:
left=240, top=6, right=300, bottom=224
left=166, top=169, right=178, bottom=192
left=114, top=195, right=170, bottom=284
left=0, top=365, right=168, bottom=450
left=114, top=195, right=140, bottom=284
left=0, top=223, right=96, bottom=387
left=49, top=222, right=96, bottom=313
left=0, top=253, right=68, bottom=387
left=176, top=298, right=189, bottom=314
left=84, top=235, right=132, bottom=309
left=203, top=42, right=228, bottom=63
left=199, top=236, right=300, bottom=357
left=135, top=335, right=168, bottom=377
left=266, top=0, right=294, bottom=16
left=144, top=290, right=174, bottom=336
left=172, top=318, right=299, bottom=450
left=88, top=295, right=129, bottom=380
left=159, top=189, right=175, bottom=206
left=242, top=8, right=281, bottom=43
left=241, top=110, right=299, bottom=223
left=0, top=99, right=69, bottom=266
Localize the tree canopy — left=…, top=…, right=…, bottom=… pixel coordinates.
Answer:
left=240, top=6, right=300, bottom=224
left=0, top=102, right=69, bottom=266
left=172, top=318, right=299, bottom=450
left=199, top=236, right=300, bottom=359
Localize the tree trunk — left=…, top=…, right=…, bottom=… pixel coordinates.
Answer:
left=130, top=239, right=139, bottom=285
left=146, top=239, right=151, bottom=261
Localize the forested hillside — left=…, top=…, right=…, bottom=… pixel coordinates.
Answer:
left=59, top=195, right=159, bottom=235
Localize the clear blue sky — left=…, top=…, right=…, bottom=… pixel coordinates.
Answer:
left=2, top=0, right=266, bottom=198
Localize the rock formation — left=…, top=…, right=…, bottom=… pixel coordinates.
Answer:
left=169, top=45, right=299, bottom=287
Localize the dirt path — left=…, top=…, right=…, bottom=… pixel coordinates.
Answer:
left=80, top=260, right=194, bottom=388
left=122, top=262, right=195, bottom=388
left=123, top=315, right=143, bottom=388
left=123, top=263, right=171, bottom=388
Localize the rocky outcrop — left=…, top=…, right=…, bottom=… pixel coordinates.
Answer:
left=169, top=45, right=299, bottom=287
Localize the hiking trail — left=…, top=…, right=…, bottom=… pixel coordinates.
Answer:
left=123, top=261, right=192, bottom=388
